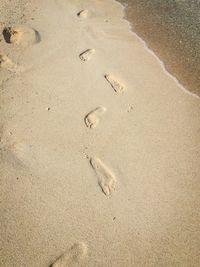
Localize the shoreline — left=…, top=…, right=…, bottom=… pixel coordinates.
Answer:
left=115, top=0, right=199, bottom=99
left=116, top=0, right=200, bottom=97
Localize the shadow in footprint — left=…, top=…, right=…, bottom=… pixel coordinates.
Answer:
left=35, top=30, right=41, bottom=43
left=49, top=242, right=88, bottom=267
left=77, top=9, right=88, bottom=19
left=2, top=27, right=12, bottom=43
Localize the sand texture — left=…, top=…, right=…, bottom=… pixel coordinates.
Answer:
left=0, top=0, right=200, bottom=266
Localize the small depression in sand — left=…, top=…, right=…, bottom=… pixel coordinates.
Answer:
left=3, top=25, right=41, bottom=47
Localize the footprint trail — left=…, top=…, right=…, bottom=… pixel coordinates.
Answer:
left=51, top=242, right=88, bottom=267
left=105, top=74, right=125, bottom=93
left=84, top=107, right=106, bottom=129
left=79, top=49, right=95, bottom=61
left=90, top=157, right=117, bottom=196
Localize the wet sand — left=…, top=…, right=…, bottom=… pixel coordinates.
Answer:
left=117, top=0, right=200, bottom=96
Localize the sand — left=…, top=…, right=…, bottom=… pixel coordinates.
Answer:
left=0, top=0, right=200, bottom=266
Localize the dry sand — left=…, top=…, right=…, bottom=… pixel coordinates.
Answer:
left=0, top=0, right=200, bottom=266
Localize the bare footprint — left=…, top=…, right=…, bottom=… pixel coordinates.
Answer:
left=0, top=54, right=17, bottom=71
left=0, top=136, right=31, bottom=167
left=79, top=49, right=95, bottom=61
left=51, top=242, right=88, bottom=267
left=84, top=107, right=106, bottom=129
left=104, top=74, right=125, bottom=93
left=77, top=10, right=89, bottom=19
left=90, top=157, right=117, bottom=196
left=2, top=25, right=40, bottom=46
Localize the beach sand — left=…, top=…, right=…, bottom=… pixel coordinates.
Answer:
left=0, top=0, right=200, bottom=266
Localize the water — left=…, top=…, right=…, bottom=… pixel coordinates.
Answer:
left=116, top=0, right=200, bottom=96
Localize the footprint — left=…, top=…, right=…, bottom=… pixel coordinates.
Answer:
left=127, top=105, right=134, bottom=113
left=90, top=157, right=117, bottom=196
left=84, top=107, right=106, bottom=129
left=77, top=10, right=89, bottom=19
left=11, top=142, right=31, bottom=164
left=50, top=242, right=88, bottom=267
left=2, top=25, right=41, bottom=46
left=0, top=137, right=31, bottom=167
left=0, top=54, right=17, bottom=71
left=79, top=49, right=95, bottom=61
left=104, top=74, right=125, bottom=93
